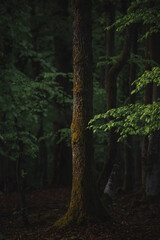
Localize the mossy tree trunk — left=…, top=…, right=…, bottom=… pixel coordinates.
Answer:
left=55, top=0, right=108, bottom=227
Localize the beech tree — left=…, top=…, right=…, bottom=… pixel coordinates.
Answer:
left=55, top=0, right=108, bottom=227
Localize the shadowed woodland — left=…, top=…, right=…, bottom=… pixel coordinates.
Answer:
left=0, top=0, right=160, bottom=239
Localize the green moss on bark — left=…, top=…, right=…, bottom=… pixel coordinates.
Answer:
left=54, top=0, right=110, bottom=228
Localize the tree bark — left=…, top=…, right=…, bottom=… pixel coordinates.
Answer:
left=55, top=0, right=108, bottom=227
left=15, top=119, right=29, bottom=226
left=123, top=24, right=138, bottom=192
left=37, top=118, right=48, bottom=188
left=141, top=29, right=153, bottom=188
left=52, top=0, right=72, bottom=187
left=146, top=32, right=160, bottom=197
left=98, top=11, right=131, bottom=194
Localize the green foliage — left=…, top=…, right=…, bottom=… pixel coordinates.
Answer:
left=90, top=0, right=160, bottom=144
left=97, top=56, right=120, bottom=68
left=96, top=53, right=156, bottom=76
left=0, top=0, right=73, bottom=189
left=43, top=72, right=73, bottom=105
left=106, top=0, right=160, bottom=40
left=0, top=70, right=36, bottom=161
left=93, top=78, right=106, bottom=114
left=92, top=76, right=108, bottom=167
left=57, top=128, right=71, bottom=147
left=89, top=102, right=160, bottom=141
left=89, top=67, right=160, bottom=141
left=129, top=53, right=158, bottom=75
left=0, top=69, right=72, bottom=160
left=132, top=67, right=160, bottom=94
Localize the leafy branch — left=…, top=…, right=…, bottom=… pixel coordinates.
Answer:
left=88, top=67, right=160, bottom=141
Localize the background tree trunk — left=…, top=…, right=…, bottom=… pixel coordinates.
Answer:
left=146, top=32, right=160, bottom=197
left=123, top=24, right=138, bottom=192
left=141, top=29, right=153, bottom=189
left=98, top=19, right=131, bottom=195
left=52, top=0, right=72, bottom=187
left=97, top=2, right=116, bottom=195
left=37, top=118, right=48, bottom=188
left=15, top=119, right=29, bottom=226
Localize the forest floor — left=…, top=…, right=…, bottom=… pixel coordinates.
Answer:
left=0, top=188, right=160, bottom=240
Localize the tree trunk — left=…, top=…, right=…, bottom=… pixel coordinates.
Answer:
left=16, top=141, right=29, bottom=226
left=52, top=123, right=72, bottom=187
left=141, top=82, right=153, bottom=187
left=55, top=0, right=108, bottom=227
left=15, top=120, right=29, bottom=226
left=52, top=0, right=72, bottom=187
left=146, top=132, right=160, bottom=196
left=97, top=2, right=116, bottom=195
left=141, top=30, right=153, bottom=188
left=0, top=114, right=9, bottom=192
left=146, top=32, right=160, bottom=197
left=123, top=24, right=138, bottom=192
left=98, top=14, right=131, bottom=194
left=0, top=148, right=9, bottom=192
left=37, top=118, right=48, bottom=188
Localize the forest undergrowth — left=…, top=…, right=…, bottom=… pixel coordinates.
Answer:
left=0, top=188, right=160, bottom=240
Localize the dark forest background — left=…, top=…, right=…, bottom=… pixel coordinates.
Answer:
left=0, top=0, right=160, bottom=239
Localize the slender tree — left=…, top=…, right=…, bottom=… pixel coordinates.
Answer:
left=123, top=24, right=138, bottom=192
left=146, top=32, right=160, bottom=197
left=52, top=0, right=72, bottom=187
left=141, top=28, right=153, bottom=189
left=55, top=0, right=108, bottom=227
left=98, top=5, right=131, bottom=194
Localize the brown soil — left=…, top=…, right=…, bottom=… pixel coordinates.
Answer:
left=0, top=188, right=160, bottom=240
